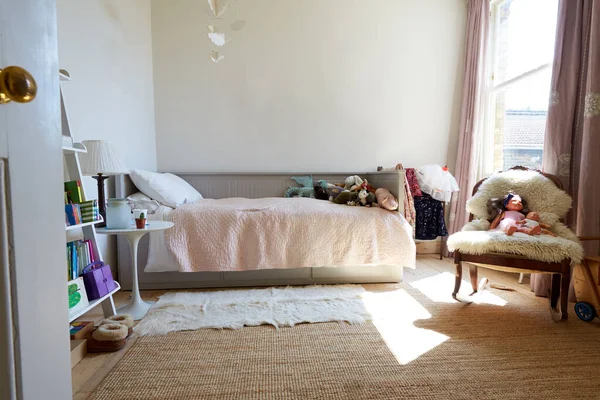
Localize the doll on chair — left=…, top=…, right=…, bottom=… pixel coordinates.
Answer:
left=518, top=211, right=557, bottom=236
left=488, top=192, right=542, bottom=236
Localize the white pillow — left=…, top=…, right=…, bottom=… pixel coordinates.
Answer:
left=126, top=192, right=162, bottom=214
left=129, top=169, right=203, bottom=208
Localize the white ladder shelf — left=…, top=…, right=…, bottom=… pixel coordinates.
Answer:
left=61, top=70, right=119, bottom=322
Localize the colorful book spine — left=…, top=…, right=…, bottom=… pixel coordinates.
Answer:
left=67, top=244, right=72, bottom=280
left=65, top=204, right=78, bottom=226
left=71, top=242, right=78, bottom=280
left=64, top=180, right=83, bottom=204
left=67, top=240, right=97, bottom=280
left=79, top=200, right=99, bottom=223
left=87, top=240, right=95, bottom=263
left=64, top=180, right=84, bottom=204
left=65, top=204, right=83, bottom=226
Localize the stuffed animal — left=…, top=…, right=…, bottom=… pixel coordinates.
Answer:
left=291, top=175, right=313, bottom=188
left=327, top=185, right=344, bottom=201
left=375, top=188, right=399, bottom=211
left=285, top=175, right=316, bottom=198
left=360, top=179, right=376, bottom=193
left=314, top=185, right=329, bottom=200
left=358, top=189, right=376, bottom=207
left=284, top=187, right=314, bottom=198
left=344, top=175, right=364, bottom=191
left=488, top=192, right=540, bottom=236
left=332, top=191, right=358, bottom=205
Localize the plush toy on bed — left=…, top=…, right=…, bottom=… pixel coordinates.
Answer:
left=284, top=175, right=316, bottom=198
left=332, top=190, right=359, bottom=205
left=488, top=192, right=542, bottom=236
left=375, top=188, right=399, bottom=211
left=314, top=185, right=329, bottom=200
left=314, top=180, right=344, bottom=201
left=357, top=189, right=377, bottom=207
left=344, top=175, right=364, bottom=191
left=360, top=180, right=376, bottom=193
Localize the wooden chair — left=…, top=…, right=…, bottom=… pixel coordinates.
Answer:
left=452, top=167, right=571, bottom=321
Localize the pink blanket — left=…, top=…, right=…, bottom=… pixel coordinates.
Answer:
left=164, top=198, right=415, bottom=272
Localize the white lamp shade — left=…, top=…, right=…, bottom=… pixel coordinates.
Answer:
left=80, top=140, right=129, bottom=176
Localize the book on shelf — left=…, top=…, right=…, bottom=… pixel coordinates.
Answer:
left=79, top=199, right=99, bottom=223
left=64, top=180, right=83, bottom=204
left=64, top=180, right=100, bottom=226
left=65, top=203, right=81, bottom=226
left=67, top=240, right=96, bottom=281
left=70, top=321, right=94, bottom=340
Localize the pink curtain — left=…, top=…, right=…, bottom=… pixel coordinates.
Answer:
left=448, top=0, right=489, bottom=235
left=531, top=0, right=600, bottom=296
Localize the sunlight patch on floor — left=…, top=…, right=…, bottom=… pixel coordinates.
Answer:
left=410, top=272, right=508, bottom=306
left=360, top=289, right=449, bottom=365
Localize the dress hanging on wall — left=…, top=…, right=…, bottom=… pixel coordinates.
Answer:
left=414, top=194, right=448, bottom=240
left=407, top=166, right=458, bottom=241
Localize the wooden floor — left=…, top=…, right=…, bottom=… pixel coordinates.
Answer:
left=72, top=255, right=540, bottom=399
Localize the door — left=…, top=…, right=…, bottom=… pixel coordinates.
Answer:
left=0, top=1, right=72, bottom=399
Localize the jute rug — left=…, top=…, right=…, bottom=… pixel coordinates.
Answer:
left=90, top=280, right=600, bottom=400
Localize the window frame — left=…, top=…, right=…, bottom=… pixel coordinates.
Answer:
left=481, top=0, right=555, bottom=176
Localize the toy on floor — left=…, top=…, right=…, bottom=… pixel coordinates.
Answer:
left=518, top=212, right=556, bottom=236
left=488, top=193, right=541, bottom=236
left=573, top=238, right=600, bottom=322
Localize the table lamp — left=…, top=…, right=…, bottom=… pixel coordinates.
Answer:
left=79, top=140, right=129, bottom=226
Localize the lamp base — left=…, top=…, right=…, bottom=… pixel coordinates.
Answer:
left=92, top=174, right=109, bottom=227
left=98, top=210, right=107, bottom=228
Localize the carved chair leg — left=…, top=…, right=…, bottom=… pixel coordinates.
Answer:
left=452, top=261, right=463, bottom=300
left=469, top=265, right=478, bottom=294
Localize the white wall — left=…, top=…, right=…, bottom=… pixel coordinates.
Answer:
left=152, top=0, right=466, bottom=173
left=57, top=0, right=156, bottom=266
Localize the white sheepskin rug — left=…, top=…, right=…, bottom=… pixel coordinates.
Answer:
left=448, top=170, right=584, bottom=264
left=134, top=285, right=371, bottom=336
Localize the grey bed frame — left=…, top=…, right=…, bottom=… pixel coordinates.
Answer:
left=115, top=170, right=409, bottom=290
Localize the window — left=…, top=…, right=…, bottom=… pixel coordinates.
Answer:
left=484, top=0, right=559, bottom=174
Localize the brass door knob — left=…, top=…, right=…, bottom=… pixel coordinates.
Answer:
left=0, top=66, right=37, bottom=104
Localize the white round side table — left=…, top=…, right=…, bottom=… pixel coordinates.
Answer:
left=96, top=220, right=174, bottom=320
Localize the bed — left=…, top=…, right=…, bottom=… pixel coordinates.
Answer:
left=115, top=171, right=416, bottom=290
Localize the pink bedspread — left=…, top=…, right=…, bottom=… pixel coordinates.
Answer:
left=164, top=197, right=415, bottom=272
